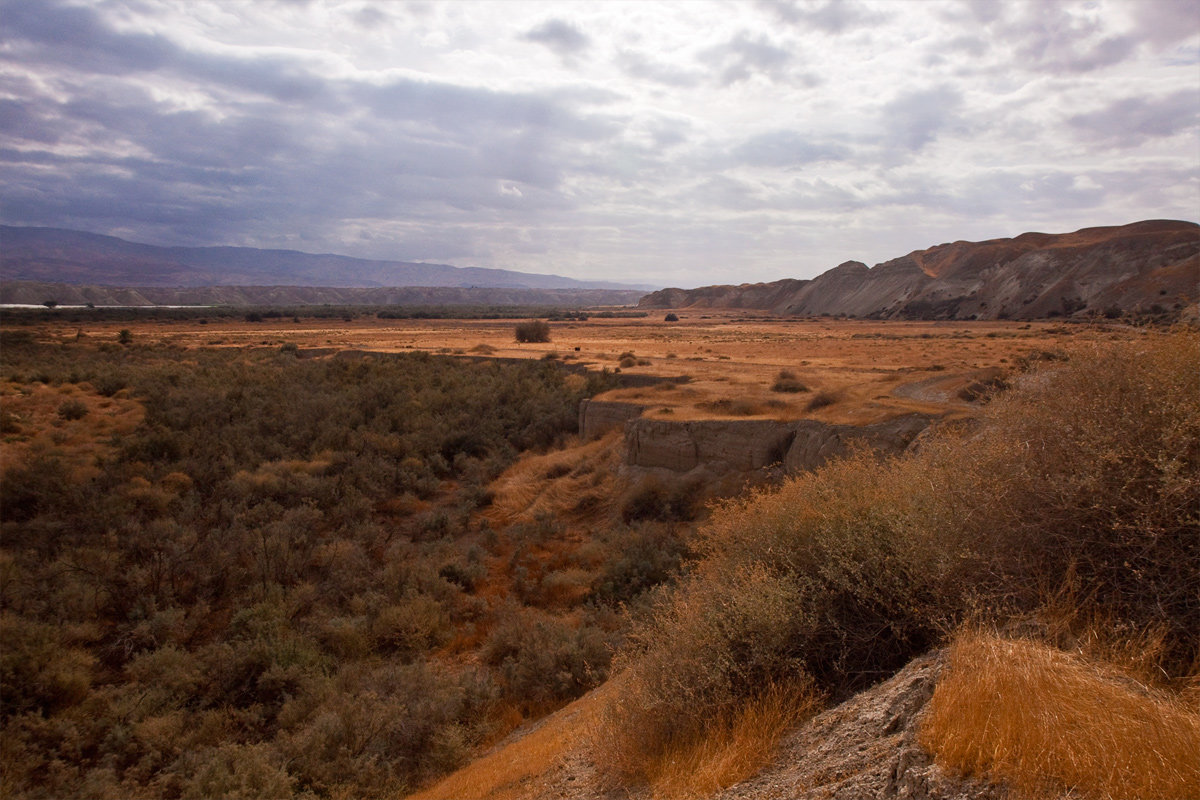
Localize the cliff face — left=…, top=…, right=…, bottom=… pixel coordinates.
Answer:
left=625, top=414, right=933, bottom=475
left=580, top=401, right=933, bottom=481
left=640, top=220, right=1200, bottom=320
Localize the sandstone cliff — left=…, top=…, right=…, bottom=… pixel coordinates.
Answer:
left=639, top=220, right=1200, bottom=320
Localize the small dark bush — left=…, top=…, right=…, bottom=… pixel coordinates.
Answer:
left=664, top=313, right=679, bottom=322
left=805, top=389, right=840, bottom=411
left=56, top=399, right=88, bottom=421
left=771, top=370, right=809, bottom=393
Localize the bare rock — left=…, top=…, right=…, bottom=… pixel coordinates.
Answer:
left=715, top=653, right=1008, bottom=800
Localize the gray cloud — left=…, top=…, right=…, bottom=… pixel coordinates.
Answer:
left=880, top=86, right=964, bottom=152
left=730, top=130, right=850, bottom=168
left=1133, top=0, right=1200, bottom=46
left=1068, top=90, right=1200, bottom=147
left=521, top=19, right=592, bottom=63
left=701, top=33, right=794, bottom=85
left=616, top=50, right=703, bottom=88
left=759, top=0, right=886, bottom=33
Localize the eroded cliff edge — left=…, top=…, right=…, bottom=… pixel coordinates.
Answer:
left=580, top=398, right=935, bottom=480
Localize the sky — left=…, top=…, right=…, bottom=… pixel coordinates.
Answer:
left=1, top=0, right=1198, bottom=288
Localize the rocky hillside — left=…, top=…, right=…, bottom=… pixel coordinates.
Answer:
left=0, top=225, right=655, bottom=291
left=640, top=220, right=1199, bottom=320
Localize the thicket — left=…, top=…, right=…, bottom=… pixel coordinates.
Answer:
left=600, top=330, right=1200, bottom=787
left=0, top=341, right=621, bottom=797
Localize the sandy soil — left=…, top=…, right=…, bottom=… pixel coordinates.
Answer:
left=26, top=310, right=1135, bottom=425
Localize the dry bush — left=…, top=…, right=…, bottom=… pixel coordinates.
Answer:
left=771, top=370, right=808, bottom=393
left=921, top=633, right=1200, bottom=800
left=698, top=398, right=761, bottom=416
left=804, top=387, right=841, bottom=410
left=599, top=330, right=1199, bottom=787
left=601, top=680, right=820, bottom=799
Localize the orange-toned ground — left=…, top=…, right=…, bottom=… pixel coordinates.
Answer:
left=0, top=379, right=143, bottom=477
left=26, top=311, right=1136, bottom=426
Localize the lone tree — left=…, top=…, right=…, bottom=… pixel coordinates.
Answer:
left=514, top=319, right=551, bottom=343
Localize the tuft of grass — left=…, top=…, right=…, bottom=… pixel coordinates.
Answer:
left=410, top=682, right=612, bottom=800
left=804, top=388, right=841, bottom=410
left=921, top=633, right=1200, bottom=800
left=599, top=680, right=819, bottom=799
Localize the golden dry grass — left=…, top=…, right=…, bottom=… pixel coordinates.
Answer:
left=405, top=681, right=611, bottom=800
left=633, top=683, right=820, bottom=800
left=484, top=432, right=623, bottom=527
left=920, top=633, right=1200, bottom=800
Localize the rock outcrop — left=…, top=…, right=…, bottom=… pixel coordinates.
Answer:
left=580, top=402, right=934, bottom=480
left=640, top=219, right=1200, bottom=320
left=624, top=414, right=933, bottom=475
left=715, top=652, right=1007, bottom=800
left=579, top=399, right=648, bottom=440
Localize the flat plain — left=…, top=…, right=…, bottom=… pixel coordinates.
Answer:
left=29, top=311, right=1128, bottom=425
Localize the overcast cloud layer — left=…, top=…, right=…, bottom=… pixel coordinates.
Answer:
left=1, top=0, right=1197, bottom=286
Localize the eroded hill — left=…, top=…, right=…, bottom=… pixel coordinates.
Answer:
left=640, top=220, right=1200, bottom=320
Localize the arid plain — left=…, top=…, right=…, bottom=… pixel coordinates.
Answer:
left=27, top=311, right=1121, bottom=425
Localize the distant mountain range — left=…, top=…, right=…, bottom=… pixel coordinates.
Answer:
left=640, top=220, right=1200, bottom=320
left=0, top=226, right=656, bottom=292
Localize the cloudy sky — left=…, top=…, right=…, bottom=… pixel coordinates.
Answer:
left=1, top=0, right=1197, bottom=287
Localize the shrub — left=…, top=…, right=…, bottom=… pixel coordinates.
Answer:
left=664, top=313, right=679, bottom=322
left=482, top=610, right=609, bottom=712
left=514, top=320, right=550, bottom=343
left=601, top=330, right=1200, bottom=781
left=770, top=370, right=808, bottom=393
left=805, top=388, right=840, bottom=410
left=117, top=329, right=133, bottom=345
left=620, top=476, right=703, bottom=523
left=56, top=399, right=88, bottom=421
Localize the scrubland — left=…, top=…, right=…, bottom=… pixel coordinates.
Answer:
left=595, top=328, right=1198, bottom=799
left=2, top=314, right=1197, bottom=800
left=0, top=330, right=689, bottom=798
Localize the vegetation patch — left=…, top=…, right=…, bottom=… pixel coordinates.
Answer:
left=599, top=330, right=1199, bottom=791
left=921, top=633, right=1200, bottom=800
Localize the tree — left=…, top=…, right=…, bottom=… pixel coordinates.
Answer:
left=118, top=329, right=133, bottom=345
left=514, top=320, right=551, bottom=343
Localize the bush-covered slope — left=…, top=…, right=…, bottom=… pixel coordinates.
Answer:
left=600, top=329, right=1199, bottom=793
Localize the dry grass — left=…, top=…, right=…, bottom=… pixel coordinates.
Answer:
left=406, top=682, right=611, bottom=800
left=920, top=633, right=1200, bottom=800
left=484, top=432, right=623, bottom=527
left=631, top=683, right=820, bottom=800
